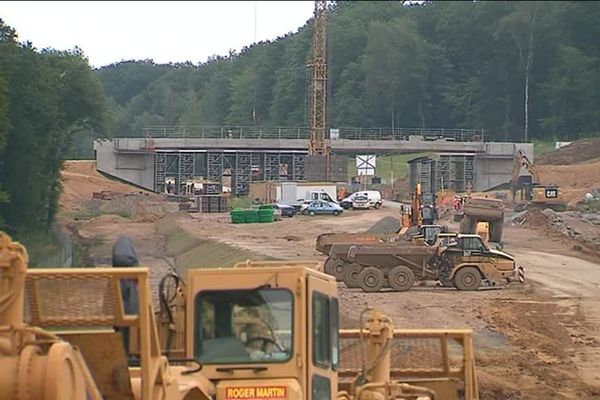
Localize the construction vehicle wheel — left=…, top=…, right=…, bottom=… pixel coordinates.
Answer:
left=358, top=267, right=384, bottom=292
left=324, top=257, right=344, bottom=281
left=343, top=263, right=363, bottom=288
left=490, top=221, right=504, bottom=243
left=388, top=266, right=414, bottom=292
left=453, top=267, right=482, bottom=291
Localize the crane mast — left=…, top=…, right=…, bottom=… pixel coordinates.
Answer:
left=309, top=0, right=329, bottom=156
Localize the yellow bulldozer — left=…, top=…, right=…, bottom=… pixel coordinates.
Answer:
left=0, top=232, right=479, bottom=399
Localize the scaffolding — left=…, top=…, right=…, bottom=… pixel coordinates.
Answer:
left=264, top=153, right=281, bottom=181
left=234, top=152, right=252, bottom=196
left=436, top=154, right=475, bottom=193
left=207, top=152, right=224, bottom=194
left=409, top=153, right=476, bottom=194
left=154, top=152, right=167, bottom=192
left=292, top=153, right=305, bottom=181
left=152, top=150, right=308, bottom=196
left=178, top=152, right=194, bottom=192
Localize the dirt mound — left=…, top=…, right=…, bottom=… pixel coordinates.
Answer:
left=367, top=216, right=402, bottom=234
left=537, top=138, right=600, bottom=165
left=60, top=161, right=155, bottom=212
left=534, top=160, right=600, bottom=205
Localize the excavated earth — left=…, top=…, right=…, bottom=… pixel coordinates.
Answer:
left=59, top=160, right=600, bottom=399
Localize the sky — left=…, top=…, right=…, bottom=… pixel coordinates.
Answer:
left=1, top=1, right=315, bottom=68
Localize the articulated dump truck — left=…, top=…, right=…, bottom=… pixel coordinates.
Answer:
left=317, top=225, right=447, bottom=281
left=339, top=234, right=523, bottom=293
left=0, top=232, right=479, bottom=400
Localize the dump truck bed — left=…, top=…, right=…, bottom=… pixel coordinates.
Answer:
left=463, top=198, right=504, bottom=220
left=316, top=232, right=393, bottom=255
left=347, top=243, right=438, bottom=279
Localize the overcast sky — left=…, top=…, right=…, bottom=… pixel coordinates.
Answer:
left=1, top=1, right=315, bottom=68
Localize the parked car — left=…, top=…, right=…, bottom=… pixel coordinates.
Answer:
left=351, top=195, right=371, bottom=210
left=340, top=190, right=382, bottom=209
left=275, top=203, right=297, bottom=218
left=302, top=200, right=343, bottom=216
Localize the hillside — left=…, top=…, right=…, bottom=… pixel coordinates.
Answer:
left=96, top=1, right=600, bottom=142
left=537, top=138, right=600, bottom=165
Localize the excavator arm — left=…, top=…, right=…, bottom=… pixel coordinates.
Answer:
left=512, top=149, right=540, bottom=185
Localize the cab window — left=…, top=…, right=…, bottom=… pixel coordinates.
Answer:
left=194, top=288, right=293, bottom=364
left=459, top=237, right=486, bottom=251
left=331, top=298, right=339, bottom=370
left=313, top=292, right=330, bottom=368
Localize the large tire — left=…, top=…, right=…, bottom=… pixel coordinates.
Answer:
left=453, top=266, right=482, bottom=291
left=324, top=257, right=344, bottom=281
left=358, top=267, right=385, bottom=293
left=489, top=220, right=504, bottom=243
left=388, top=266, right=414, bottom=292
left=343, top=263, right=363, bottom=288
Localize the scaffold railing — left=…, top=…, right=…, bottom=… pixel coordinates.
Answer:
left=135, top=126, right=485, bottom=142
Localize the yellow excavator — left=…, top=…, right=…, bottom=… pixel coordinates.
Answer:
left=511, top=149, right=567, bottom=211
left=0, top=232, right=479, bottom=399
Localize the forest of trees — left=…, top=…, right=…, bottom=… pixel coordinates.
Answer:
left=0, top=19, right=108, bottom=244
left=98, top=1, right=599, bottom=144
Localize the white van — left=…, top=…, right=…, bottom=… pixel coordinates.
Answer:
left=340, top=190, right=382, bottom=209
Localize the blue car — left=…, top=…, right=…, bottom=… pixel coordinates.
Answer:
left=302, top=200, right=343, bottom=216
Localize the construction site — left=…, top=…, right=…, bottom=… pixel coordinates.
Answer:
left=2, top=2, right=600, bottom=400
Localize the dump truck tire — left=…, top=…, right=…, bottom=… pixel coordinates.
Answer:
left=453, top=266, right=482, bottom=291
left=388, top=266, right=414, bottom=292
left=343, top=263, right=363, bottom=288
left=324, top=257, right=344, bottom=281
left=490, top=220, right=504, bottom=243
left=358, top=267, right=384, bottom=293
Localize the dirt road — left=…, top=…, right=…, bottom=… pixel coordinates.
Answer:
left=511, top=249, right=600, bottom=389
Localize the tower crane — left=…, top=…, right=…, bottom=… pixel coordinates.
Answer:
left=308, top=0, right=329, bottom=157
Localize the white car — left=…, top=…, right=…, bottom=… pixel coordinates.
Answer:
left=341, top=190, right=382, bottom=209
left=352, top=195, right=371, bottom=209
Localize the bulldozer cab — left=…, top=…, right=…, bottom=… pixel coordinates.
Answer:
left=185, top=262, right=339, bottom=399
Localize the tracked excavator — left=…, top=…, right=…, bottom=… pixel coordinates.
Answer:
left=0, top=232, right=479, bottom=399
left=510, top=149, right=567, bottom=211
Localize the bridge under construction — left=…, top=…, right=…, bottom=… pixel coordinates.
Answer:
left=94, top=125, right=533, bottom=196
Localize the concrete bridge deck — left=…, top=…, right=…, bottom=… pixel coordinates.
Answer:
left=112, top=136, right=486, bottom=153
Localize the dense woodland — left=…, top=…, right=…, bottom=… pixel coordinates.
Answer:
left=0, top=1, right=599, bottom=247
left=0, top=20, right=108, bottom=243
left=98, top=1, right=599, bottom=143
